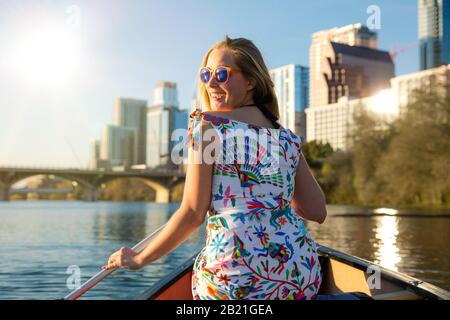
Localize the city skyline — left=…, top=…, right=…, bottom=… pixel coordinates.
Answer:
left=0, top=0, right=419, bottom=167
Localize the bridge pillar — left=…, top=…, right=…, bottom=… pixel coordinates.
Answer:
left=83, top=185, right=97, bottom=201
left=0, top=183, right=9, bottom=201
left=155, top=187, right=171, bottom=203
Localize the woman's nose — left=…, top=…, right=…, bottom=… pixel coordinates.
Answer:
left=207, top=74, right=219, bottom=88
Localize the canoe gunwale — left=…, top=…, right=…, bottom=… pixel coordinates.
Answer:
left=317, top=245, right=450, bottom=300
left=134, top=245, right=450, bottom=300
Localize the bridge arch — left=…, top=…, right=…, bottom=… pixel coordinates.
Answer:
left=167, top=177, right=186, bottom=202
left=5, top=173, right=96, bottom=201
left=96, top=176, right=178, bottom=203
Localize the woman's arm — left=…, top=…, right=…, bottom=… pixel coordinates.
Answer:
left=131, top=158, right=212, bottom=268
left=291, top=152, right=327, bottom=224
left=102, top=120, right=218, bottom=270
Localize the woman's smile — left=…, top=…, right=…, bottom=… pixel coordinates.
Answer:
left=210, top=92, right=226, bottom=101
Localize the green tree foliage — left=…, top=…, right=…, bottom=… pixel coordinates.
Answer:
left=375, top=87, right=450, bottom=207
left=301, top=140, right=334, bottom=170
left=347, top=105, right=396, bottom=205
left=302, top=140, right=358, bottom=204
left=320, top=150, right=358, bottom=204
left=307, top=85, right=449, bottom=209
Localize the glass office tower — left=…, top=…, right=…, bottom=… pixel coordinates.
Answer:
left=419, top=0, right=450, bottom=70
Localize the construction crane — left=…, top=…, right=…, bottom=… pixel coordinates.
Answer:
left=389, top=41, right=419, bottom=60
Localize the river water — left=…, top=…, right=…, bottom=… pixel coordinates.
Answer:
left=0, top=201, right=448, bottom=299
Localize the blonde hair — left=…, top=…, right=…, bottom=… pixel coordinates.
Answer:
left=197, top=35, right=280, bottom=122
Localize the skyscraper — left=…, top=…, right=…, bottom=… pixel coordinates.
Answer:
left=312, top=23, right=378, bottom=49
left=419, top=0, right=450, bottom=70
left=309, top=24, right=394, bottom=108
left=306, top=23, right=397, bottom=151
left=113, top=97, right=148, bottom=164
left=146, top=82, right=188, bottom=169
left=88, top=139, right=100, bottom=169
left=269, top=64, right=309, bottom=137
left=153, top=81, right=180, bottom=107
left=100, top=125, right=138, bottom=167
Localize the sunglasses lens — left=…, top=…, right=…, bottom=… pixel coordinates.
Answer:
left=215, top=67, right=229, bottom=83
left=200, top=68, right=211, bottom=83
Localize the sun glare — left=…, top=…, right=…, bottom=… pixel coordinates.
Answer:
left=10, top=27, right=81, bottom=87
left=369, top=89, right=398, bottom=115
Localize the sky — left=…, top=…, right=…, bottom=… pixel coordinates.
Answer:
left=0, top=0, right=419, bottom=168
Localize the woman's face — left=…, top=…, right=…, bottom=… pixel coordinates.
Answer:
left=204, top=48, right=254, bottom=111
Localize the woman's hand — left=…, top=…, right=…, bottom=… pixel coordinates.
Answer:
left=102, top=247, right=143, bottom=271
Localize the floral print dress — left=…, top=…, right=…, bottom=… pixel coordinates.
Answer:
left=187, top=109, right=322, bottom=300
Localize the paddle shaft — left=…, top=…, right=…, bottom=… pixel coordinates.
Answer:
left=63, top=223, right=168, bottom=300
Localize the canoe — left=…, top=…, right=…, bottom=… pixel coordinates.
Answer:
left=134, top=245, right=450, bottom=300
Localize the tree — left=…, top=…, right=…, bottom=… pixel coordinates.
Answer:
left=347, top=104, right=396, bottom=205
left=376, top=86, right=450, bottom=207
left=320, top=150, right=358, bottom=204
left=301, top=140, right=334, bottom=170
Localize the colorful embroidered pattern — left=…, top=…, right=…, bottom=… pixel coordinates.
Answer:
left=187, top=110, right=322, bottom=300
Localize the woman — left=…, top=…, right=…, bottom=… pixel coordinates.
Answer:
left=103, top=36, right=327, bottom=300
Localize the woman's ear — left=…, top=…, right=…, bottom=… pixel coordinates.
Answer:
left=247, top=78, right=256, bottom=91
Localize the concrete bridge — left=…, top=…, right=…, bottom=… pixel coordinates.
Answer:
left=12, top=188, right=75, bottom=194
left=0, top=167, right=185, bottom=203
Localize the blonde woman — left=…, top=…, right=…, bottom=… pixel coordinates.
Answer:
left=103, top=36, right=327, bottom=300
